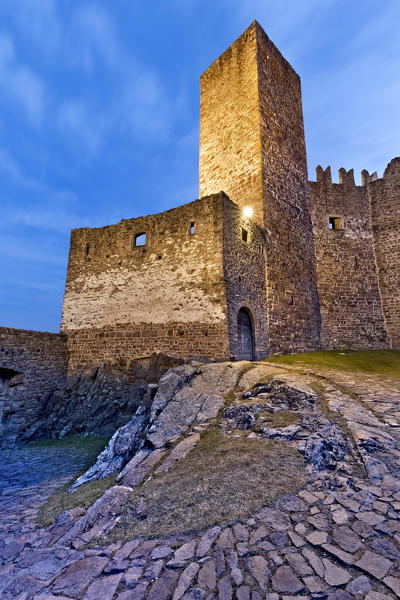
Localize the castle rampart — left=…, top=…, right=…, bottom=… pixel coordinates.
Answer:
left=368, top=158, right=400, bottom=348
left=308, top=169, right=388, bottom=350
left=0, top=327, right=68, bottom=447
left=61, top=192, right=270, bottom=371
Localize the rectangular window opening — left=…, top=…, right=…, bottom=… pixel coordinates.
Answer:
left=134, top=232, right=146, bottom=247
left=190, top=221, right=195, bottom=235
left=329, top=216, right=343, bottom=230
left=241, top=227, right=249, bottom=243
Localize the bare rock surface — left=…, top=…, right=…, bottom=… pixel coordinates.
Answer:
left=2, top=361, right=400, bottom=599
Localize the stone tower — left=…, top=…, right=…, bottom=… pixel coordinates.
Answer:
left=200, top=21, right=321, bottom=354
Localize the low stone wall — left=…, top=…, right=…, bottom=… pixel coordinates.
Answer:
left=0, top=327, right=68, bottom=447
left=66, top=322, right=229, bottom=374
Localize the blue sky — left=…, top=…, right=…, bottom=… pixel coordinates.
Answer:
left=1, top=1, right=399, bottom=332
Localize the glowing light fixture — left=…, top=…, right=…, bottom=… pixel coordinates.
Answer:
left=243, top=206, right=253, bottom=218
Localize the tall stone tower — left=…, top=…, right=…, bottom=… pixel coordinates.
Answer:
left=199, top=21, right=321, bottom=354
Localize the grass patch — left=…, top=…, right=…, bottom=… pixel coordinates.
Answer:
left=38, top=475, right=115, bottom=528
left=264, top=409, right=301, bottom=428
left=110, top=428, right=307, bottom=540
left=27, top=434, right=109, bottom=461
left=265, top=350, right=400, bottom=378
left=36, top=434, right=111, bottom=528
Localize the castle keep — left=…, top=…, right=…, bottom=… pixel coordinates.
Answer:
left=1, top=21, right=400, bottom=385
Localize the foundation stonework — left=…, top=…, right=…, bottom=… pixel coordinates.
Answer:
left=0, top=328, right=68, bottom=447
left=2, top=21, right=400, bottom=385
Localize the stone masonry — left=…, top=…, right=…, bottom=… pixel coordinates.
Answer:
left=0, top=327, right=68, bottom=448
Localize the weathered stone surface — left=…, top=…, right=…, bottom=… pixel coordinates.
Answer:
left=151, top=545, right=173, bottom=560
left=257, top=508, right=291, bottom=531
left=322, top=559, right=351, bottom=586
left=51, top=557, right=108, bottom=597
left=306, top=530, right=328, bottom=546
left=147, top=390, right=224, bottom=449
left=345, top=575, right=371, bottom=597
left=355, top=550, right=392, bottom=579
left=217, top=574, right=233, bottom=600
left=147, top=569, right=179, bottom=600
left=246, top=556, right=270, bottom=591
left=123, top=566, right=144, bottom=587
left=143, top=559, right=164, bottom=581
left=83, top=574, right=122, bottom=600
left=356, top=512, right=386, bottom=526
left=168, top=540, right=197, bottom=568
left=303, top=575, right=328, bottom=595
left=59, top=486, right=133, bottom=544
left=216, top=528, right=235, bottom=550
left=332, top=525, right=363, bottom=553
left=198, top=559, right=216, bottom=590
left=321, top=543, right=355, bottom=565
left=117, top=583, right=148, bottom=600
left=236, top=586, right=251, bottom=600
left=364, top=593, right=390, bottom=600
left=367, top=537, right=399, bottom=560
left=278, top=497, right=308, bottom=512
left=2, top=574, right=44, bottom=599
left=196, top=527, right=221, bottom=558
left=383, top=576, right=400, bottom=596
left=285, top=552, right=314, bottom=576
left=302, top=547, right=324, bottom=578
left=173, top=562, right=200, bottom=600
left=156, top=434, right=200, bottom=474
left=271, top=566, right=304, bottom=593
left=122, top=449, right=167, bottom=488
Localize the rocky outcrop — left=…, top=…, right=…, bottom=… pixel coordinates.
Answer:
left=68, top=362, right=242, bottom=492
left=18, top=354, right=182, bottom=443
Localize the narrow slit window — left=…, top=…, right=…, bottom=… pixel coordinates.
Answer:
left=241, top=227, right=249, bottom=243
left=190, top=221, right=195, bottom=235
left=134, top=232, right=146, bottom=247
left=329, top=216, right=343, bottom=230
left=86, top=244, right=90, bottom=255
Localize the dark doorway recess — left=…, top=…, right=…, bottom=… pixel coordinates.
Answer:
left=237, top=308, right=254, bottom=361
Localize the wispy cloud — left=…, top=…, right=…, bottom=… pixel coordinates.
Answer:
left=58, top=100, right=104, bottom=154
left=0, top=148, right=45, bottom=190
left=0, top=33, right=44, bottom=125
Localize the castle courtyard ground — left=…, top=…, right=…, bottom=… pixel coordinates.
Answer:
left=1, top=352, right=400, bottom=600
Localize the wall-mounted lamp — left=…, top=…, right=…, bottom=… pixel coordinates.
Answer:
left=243, top=206, right=253, bottom=218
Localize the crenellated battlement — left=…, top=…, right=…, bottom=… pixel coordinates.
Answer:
left=313, top=165, right=379, bottom=187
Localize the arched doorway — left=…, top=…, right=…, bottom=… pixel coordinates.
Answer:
left=237, top=308, right=254, bottom=361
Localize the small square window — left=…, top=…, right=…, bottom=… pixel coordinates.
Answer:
left=190, top=221, right=195, bottom=235
left=241, top=227, right=249, bottom=243
left=134, top=232, right=146, bottom=247
left=329, top=217, right=343, bottom=230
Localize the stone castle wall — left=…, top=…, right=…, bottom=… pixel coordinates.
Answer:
left=308, top=167, right=388, bottom=350
left=199, top=22, right=263, bottom=226
left=0, top=327, right=68, bottom=447
left=369, top=158, right=400, bottom=348
left=222, top=195, right=269, bottom=360
left=200, top=22, right=321, bottom=356
left=61, top=194, right=231, bottom=372
left=255, top=23, right=321, bottom=356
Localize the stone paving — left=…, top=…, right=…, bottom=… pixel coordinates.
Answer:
left=1, top=367, right=400, bottom=600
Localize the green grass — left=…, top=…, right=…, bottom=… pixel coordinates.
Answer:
left=35, top=434, right=111, bottom=527
left=27, top=433, right=109, bottom=460
left=265, top=350, right=400, bottom=377
left=38, top=475, right=116, bottom=528
left=110, top=428, right=307, bottom=540
left=262, top=409, right=301, bottom=428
